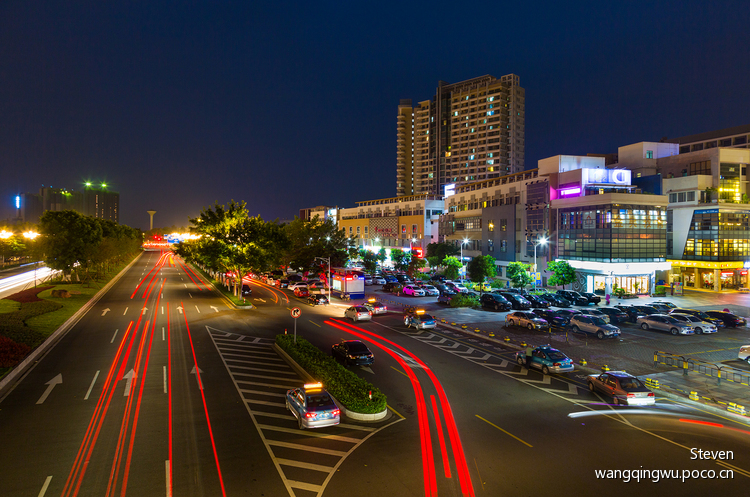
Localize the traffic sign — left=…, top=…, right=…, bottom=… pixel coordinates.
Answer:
left=291, top=307, right=301, bottom=318
left=535, top=272, right=542, bottom=282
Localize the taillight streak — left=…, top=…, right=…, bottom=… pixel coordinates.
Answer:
left=329, top=318, right=475, bottom=496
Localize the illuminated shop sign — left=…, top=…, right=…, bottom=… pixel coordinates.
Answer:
left=670, top=260, right=744, bottom=269
left=444, top=183, right=456, bottom=197
left=559, top=187, right=581, bottom=197
left=582, top=168, right=631, bottom=186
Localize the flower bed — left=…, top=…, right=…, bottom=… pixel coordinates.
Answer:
left=276, top=334, right=386, bottom=414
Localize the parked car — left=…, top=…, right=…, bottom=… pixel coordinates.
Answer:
left=569, top=315, right=620, bottom=339
left=669, top=313, right=717, bottom=334
left=372, top=276, right=386, bottom=285
left=583, top=308, right=610, bottom=323
left=384, top=275, right=398, bottom=284
left=637, top=314, right=694, bottom=335
left=402, top=284, right=426, bottom=297
left=294, top=288, right=310, bottom=298
left=275, top=279, right=289, bottom=289
left=307, top=294, right=329, bottom=306
left=632, top=305, right=660, bottom=317
left=480, top=293, right=512, bottom=311
left=364, top=275, right=373, bottom=286
left=433, top=283, right=456, bottom=296
left=331, top=340, right=374, bottom=366
left=498, top=292, right=532, bottom=310
left=288, top=282, right=309, bottom=291
left=580, top=292, right=602, bottom=305
left=395, top=274, right=413, bottom=284
left=705, top=311, right=747, bottom=328
left=556, top=290, right=589, bottom=306
left=241, top=284, right=252, bottom=296
left=739, top=345, right=750, bottom=364
left=598, top=307, right=629, bottom=324
left=525, top=294, right=550, bottom=308
left=613, top=305, right=640, bottom=323
left=669, top=308, right=725, bottom=328
left=418, top=284, right=440, bottom=296
left=532, top=309, right=570, bottom=328
left=286, top=382, right=340, bottom=429
left=505, top=311, right=549, bottom=330
left=363, top=299, right=387, bottom=315
left=587, top=371, right=655, bottom=406
left=514, top=345, right=575, bottom=374
left=648, top=303, right=673, bottom=313
left=382, top=282, right=400, bottom=293
left=651, top=300, right=677, bottom=309
left=555, top=309, right=583, bottom=322
left=344, top=305, right=372, bottom=322
left=404, top=311, right=437, bottom=330
left=446, top=281, right=469, bottom=294
left=540, top=293, right=571, bottom=307
left=437, top=293, right=455, bottom=305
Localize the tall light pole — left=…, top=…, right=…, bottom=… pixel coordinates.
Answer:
left=533, top=237, right=548, bottom=290
left=460, top=238, right=469, bottom=278
left=315, top=256, right=331, bottom=303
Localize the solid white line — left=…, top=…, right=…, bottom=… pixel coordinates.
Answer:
left=258, top=424, right=361, bottom=443
left=123, top=307, right=128, bottom=315
left=275, top=458, right=333, bottom=473
left=163, top=366, right=167, bottom=394
left=84, top=370, right=100, bottom=400
left=165, top=460, right=171, bottom=497
left=111, top=329, right=118, bottom=343
left=244, top=399, right=286, bottom=408
left=37, top=475, right=52, bottom=497
left=235, top=380, right=300, bottom=390
left=265, top=440, right=347, bottom=457
left=230, top=365, right=297, bottom=375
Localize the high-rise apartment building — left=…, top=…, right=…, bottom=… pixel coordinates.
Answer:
left=18, top=185, right=119, bottom=224
left=397, top=74, right=525, bottom=197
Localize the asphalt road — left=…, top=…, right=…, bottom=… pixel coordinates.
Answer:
left=0, top=259, right=748, bottom=496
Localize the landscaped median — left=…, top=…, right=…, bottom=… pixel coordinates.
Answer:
left=275, top=334, right=388, bottom=420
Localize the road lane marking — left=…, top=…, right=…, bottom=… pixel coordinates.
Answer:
left=265, top=440, right=347, bottom=457
left=258, top=424, right=362, bottom=443
left=38, top=475, right=52, bottom=497
left=84, top=371, right=99, bottom=400
left=275, top=458, right=333, bottom=473
left=123, top=307, right=128, bottom=315
left=476, top=415, right=533, bottom=447
left=189, top=293, right=193, bottom=298
left=184, top=284, right=187, bottom=288
left=162, top=327, right=165, bottom=341
left=163, top=366, right=167, bottom=394
left=195, top=305, right=200, bottom=313
left=387, top=404, right=406, bottom=419
left=165, top=460, right=171, bottom=497
left=309, top=320, right=321, bottom=327
left=390, top=366, right=410, bottom=378
left=111, top=329, right=118, bottom=343
left=36, top=374, right=63, bottom=404
left=101, top=308, right=110, bottom=316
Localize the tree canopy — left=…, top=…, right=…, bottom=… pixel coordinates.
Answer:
left=467, top=255, right=497, bottom=289
left=546, top=260, right=576, bottom=289
left=506, top=261, right=533, bottom=288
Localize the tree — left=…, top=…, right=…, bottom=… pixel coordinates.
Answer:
left=377, top=247, right=387, bottom=266
left=442, top=256, right=462, bottom=280
left=281, top=215, right=353, bottom=275
left=359, top=250, right=379, bottom=274
left=467, top=255, right=497, bottom=292
left=546, top=260, right=576, bottom=289
left=506, top=261, right=533, bottom=288
left=426, top=242, right=459, bottom=265
left=407, top=251, right=427, bottom=278
left=39, top=210, right=103, bottom=279
left=390, top=248, right=410, bottom=272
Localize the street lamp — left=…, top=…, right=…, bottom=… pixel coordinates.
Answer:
left=460, top=238, right=469, bottom=278
left=533, top=237, right=548, bottom=289
left=315, top=256, right=331, bottom=303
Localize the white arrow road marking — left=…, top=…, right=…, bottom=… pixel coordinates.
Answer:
left=123, top=307, right=128, bottom=315
left=191, top=365, right=204, bottom=390
left=111, top=329, right=118, bottom=343
left=85, top=370, right=100, bottom=400
left=141, top=307, right=148, bottom=315
left=177, top=306, right=184, bottom=314
left=210, top=306, right=219, bottom=313
left=101, top=308, right=110, bottom=316
left=36, top=374, right=63, bottom=404
left=122, top=369, right=135, bottom=397
left=360, top=366, right=375, bottom=374
left=195, top=305, right=201, bottom=313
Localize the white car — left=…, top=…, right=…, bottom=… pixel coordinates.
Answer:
left=344, top=306, right=372, bottom=322
left=739, top=345, right=750, bottom=364
left=288, top=282, right=309, bottom=291
left=669, top=313, right=718, bottom=334
left=372, top=276, right=386, bottom=285
left=402, top=285, right=426, bottom=297
left=447, top=282, right=469, bottom=293
left=420, top=284, right=440, bottom=296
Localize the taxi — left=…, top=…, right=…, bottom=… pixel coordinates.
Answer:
left=404, top=309, right=437, bottom=330
left=363, top=298, right=387, bottom=315
left=286, top=383, right=341, bottom=429
left=515, top=345, right=575, bottom=374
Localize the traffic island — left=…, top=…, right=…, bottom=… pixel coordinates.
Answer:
left=274, top=334, right=388, bottom=421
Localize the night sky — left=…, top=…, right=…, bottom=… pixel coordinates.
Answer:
left=2, top=2, right=749, bottom=231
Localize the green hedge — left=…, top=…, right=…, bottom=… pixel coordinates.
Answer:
left=0, top=300, right=62, bottom=348
left=449, top=293, right=480, bottom=308
left=276, top=334, right=387, bottom=414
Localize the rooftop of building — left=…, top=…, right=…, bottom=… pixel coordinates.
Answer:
left=353, top=193, right=444, bottom=208
left=667, top=123, right=750, bottom=144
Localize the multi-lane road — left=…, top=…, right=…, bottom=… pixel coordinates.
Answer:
left=0, top=252, right=748, bottom=496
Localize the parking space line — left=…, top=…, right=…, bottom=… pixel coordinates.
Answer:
left=476, top=415, right=533, bottom=447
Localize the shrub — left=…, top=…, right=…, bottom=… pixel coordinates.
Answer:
left=0, top=335, right=31, bottom=367
left=276, top=334, right=387, bottom=414
left=654, top=285, right=668, bottom=296
left=449, top=293, right=480, bottom=308
left=6, top=286, right=53, bottom=303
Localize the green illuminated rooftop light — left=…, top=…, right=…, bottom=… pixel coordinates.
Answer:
left=101, top=183, right=107, bottom=188
left=85, top=182, right=92, bottom=187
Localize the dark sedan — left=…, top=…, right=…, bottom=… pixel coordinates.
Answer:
left=498, top=292, right=532, bottom=310
left=539, top=293, right=571, bottom=307
left=598, top=307, right=629, bottom=324
left=613, top=305, right=640, bottom=323
left=331, top=340, right=374, bottom=366
left=525, top=294, right=550, bottom=308
left=532, top=309, right=570, bottom=328
left=307, top=294, right=329, bottom=306
left=705, top=311, right=747, bottom=328
left=480, top=293, right=512, bottom=311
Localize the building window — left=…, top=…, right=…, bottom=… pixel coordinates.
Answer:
left=401, top=224, right=406, bottom=234
left=412, top=224, right=418, bottom=234
left=515, top=240, right=521, bottom=253
left=356, top=226, right=361, bottom=236
left=501, top=240, right=507, bottom=252
left=689, top=161, right=711, bottom=175
left=349, top=227, right=353, bottom=235
left=687, top=191, right=695, bottom=201
left=488, top=220, right=495, bottom=232
left=364, top=226, right=368, bottom=235
left=646, top=150, right=654, bottom=159
left=500, top=219, right=507, bottom=231
left=678, top=192, right=686, bottom=202
left=488, top=239, right=494, bottom=252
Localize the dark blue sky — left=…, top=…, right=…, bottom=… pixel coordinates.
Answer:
left=2, top=1, right=749, bottom=231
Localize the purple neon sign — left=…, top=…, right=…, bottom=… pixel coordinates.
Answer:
left=559, top=187, right=581, bottom=196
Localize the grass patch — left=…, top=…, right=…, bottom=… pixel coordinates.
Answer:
left=190, top=266, right=253, bottom=307
left=25, top=285, right=102, bottom=335
left=0, top=300, right=21, bottom=313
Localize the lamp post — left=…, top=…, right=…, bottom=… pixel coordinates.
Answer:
left=533, top=237, right=548, bottom=289
left=315, top=256, right=331, bottom=303
left=460, top=238, right=469, bottom=278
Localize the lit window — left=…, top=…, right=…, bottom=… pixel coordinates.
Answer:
left=646, top=150, right=654, bottom=159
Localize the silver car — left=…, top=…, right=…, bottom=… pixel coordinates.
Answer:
left=569, top=315, right=620, bottom=339
left=505, top=311, right=549, bottom=330
left=637, top=314, right=694, bottom=335
left=739, top=345, right=750, bottom=364
left=669, top=313, right=718, bottom=334
left=419, top=284, right=440, bottom=296
left=344, top=305, right=372, bottom=322
left=587, top=371, right=655, bottom=406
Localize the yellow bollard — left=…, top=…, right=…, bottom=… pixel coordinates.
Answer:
left=474, top=328, right=481, bottom=333
left=503, top=336, right=510, bottom=342
left=489, top=331, right=495, bottom=337
left=601, top=365, right=610, bottom=372
left=580, top=359, right=587, bottom=366
left=689, top=391, right=698, bottom=401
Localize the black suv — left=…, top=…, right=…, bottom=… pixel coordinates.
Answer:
left=480, top=293, right=511, bottom=311
left=532, top=309, right=570, bottom=327
left=580, top=292, right=601, bottom=304
left=556, top=290, right=589, bottom=306
left=705, top=311, right=746, bottom=328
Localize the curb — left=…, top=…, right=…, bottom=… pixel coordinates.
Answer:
left=0, top=252, right=143, bottom=398
left=272, top=343, right=388, bottom=422
left=190, top=265, right=254, bottom=311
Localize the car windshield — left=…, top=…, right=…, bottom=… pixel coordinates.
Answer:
left=683, top=315, right=700, bottom=322
left=695, top=312, right=710, bottom=319
left=546, top=351, right=566, bottom=360
left=354, top=306, right=369, bottom=312
left=591, top=317, right=607, bottom=325
left=347, top=342, right=369, bottom=353
left=306, top=392, right=335, bottom=409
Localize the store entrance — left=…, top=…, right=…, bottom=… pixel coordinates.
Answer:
left=612, top=276, right=649, bottom=296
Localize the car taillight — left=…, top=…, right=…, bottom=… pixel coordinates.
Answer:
left=627, top=393, right=635, bottom=398
left=332, top=409, right=340, bottom=416
left=369, top=311, right=372, bottom=316
left=383, top=306, right=387, bottom=310
left=647, top=392, right=655, bottom=397
left=305, top=412, right=318, bottom=419
left=553, top=362, right=561, bottom=367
